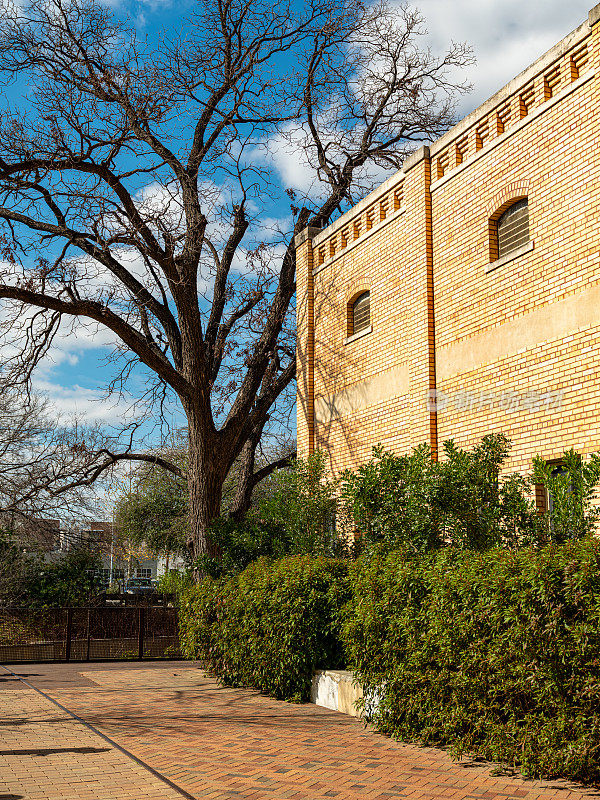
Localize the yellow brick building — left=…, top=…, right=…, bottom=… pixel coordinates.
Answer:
left=296, top=5, right=600, bottom=487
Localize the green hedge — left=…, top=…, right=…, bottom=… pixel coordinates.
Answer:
left=342, top=538, right=600, bottom=783
left=180, top=541, right=600, bottom=782
left=179, top=555, right=350, bottom=701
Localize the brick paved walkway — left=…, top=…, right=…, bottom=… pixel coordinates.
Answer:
left=3, top=661, right=600, bottom=800
left=0, top=675, right=184, bottom=799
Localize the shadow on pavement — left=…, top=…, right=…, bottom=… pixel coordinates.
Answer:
left=0, top=747, right=110, bottom=756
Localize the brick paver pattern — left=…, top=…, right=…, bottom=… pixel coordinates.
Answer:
left=0, top=682, right=184, bottom=800
left=7, top=663, right=598, bottom=800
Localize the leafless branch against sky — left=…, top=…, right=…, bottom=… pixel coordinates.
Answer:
left=0, top=0, right=474, bottom=558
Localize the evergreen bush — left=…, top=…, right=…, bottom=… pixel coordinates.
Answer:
left=342, top=538, right=600, bottom=783
left=179, top=554, right=350, bottom=700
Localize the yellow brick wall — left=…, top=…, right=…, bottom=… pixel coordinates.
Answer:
left=305, top=156, right=433, bottom=478
left=434, top=19, right=600, bottom=474
left=296, top=10, right=600, bottom=482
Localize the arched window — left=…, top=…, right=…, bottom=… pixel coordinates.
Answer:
left=496, top=198, right=529, bottom=259
left=350, top=291, right=370, bottom=336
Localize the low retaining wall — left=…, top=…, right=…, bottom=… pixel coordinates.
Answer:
left=310, top=670, right=364, bottom=717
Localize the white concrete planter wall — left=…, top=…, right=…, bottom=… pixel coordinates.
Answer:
left=310, top=670, right=364, bottom=718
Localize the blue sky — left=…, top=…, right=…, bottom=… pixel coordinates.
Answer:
left=22, top=0, right=593, bottom=428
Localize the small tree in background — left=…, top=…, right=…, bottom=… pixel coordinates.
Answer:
left=0, top=389, right=97, bottom=527
left=0, top=540, right=101, bottom=608
left=25, top=549, right=101, bottom=608
left=341, top=435, right=537, bottom=553
left=0, top=532, right=40, bottom=606
left=254, top=452, right=341, bottom=555
left=156, top=568, right=194, bottom=596
left=114, top=461, right=188, bottom=570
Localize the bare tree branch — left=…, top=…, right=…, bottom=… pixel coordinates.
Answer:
left=0, top=0, right=473, bottom=560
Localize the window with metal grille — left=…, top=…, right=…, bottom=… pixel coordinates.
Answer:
left=135, top=568, right=152, bottom=579
left=497, top=199, right=529, bottom=258
left=535, top=460, right=570, bottom=514
left=351, top=291, right=370, bottom=336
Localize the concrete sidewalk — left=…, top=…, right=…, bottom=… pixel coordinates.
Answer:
left=2, top=661, right=599, bottom=800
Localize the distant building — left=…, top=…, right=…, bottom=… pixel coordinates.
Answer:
left=14, top=516, right=186, bottom=586
left=58, top=520, right=113, bottom=552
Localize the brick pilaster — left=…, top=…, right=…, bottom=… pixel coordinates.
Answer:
left=295, top=226, right=320, bottom=458
left=423, top=155, right=438, bottom=461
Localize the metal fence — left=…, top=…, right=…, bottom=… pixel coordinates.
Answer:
left=0, top=606, right=180, bottom=663
left=92, top=592, right=176, bottom=606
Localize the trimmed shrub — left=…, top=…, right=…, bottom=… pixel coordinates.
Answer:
left=342, top=538, right=600, bottom=783
left=179, top=555, right=350, bottom=700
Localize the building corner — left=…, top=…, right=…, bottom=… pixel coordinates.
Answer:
left=295, top=226, right=320, bottom=458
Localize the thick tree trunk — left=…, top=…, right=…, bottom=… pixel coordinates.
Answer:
left=185, top=405, right=229, bottom=566
left=229, top=438, right=256, bottom=521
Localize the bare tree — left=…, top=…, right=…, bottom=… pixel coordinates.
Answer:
left=0, top=0, right=472, bottom=562
left=0, top=390, right=95, bottom=528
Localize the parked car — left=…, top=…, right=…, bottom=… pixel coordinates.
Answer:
left=124, top=577, right=156, bottom=595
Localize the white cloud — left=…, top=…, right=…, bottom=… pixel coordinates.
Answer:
left=0, top=300, right=123, bottom=422
left=0, top=292, right=118, bottom=367
left=413, top=0, right=591, bottom=115
left=97, top=0, right=171, bottom=12
left=31, top=378, right=135, bottom=424
left=41, top=320, right=118, bottom=368
left=258, top=122, right=318, bottom=194
left=262, top=1, right=591, bottom=191
left=270, top=149, right=313, bottom=194
left=258, top=215, right=293, bottom=236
